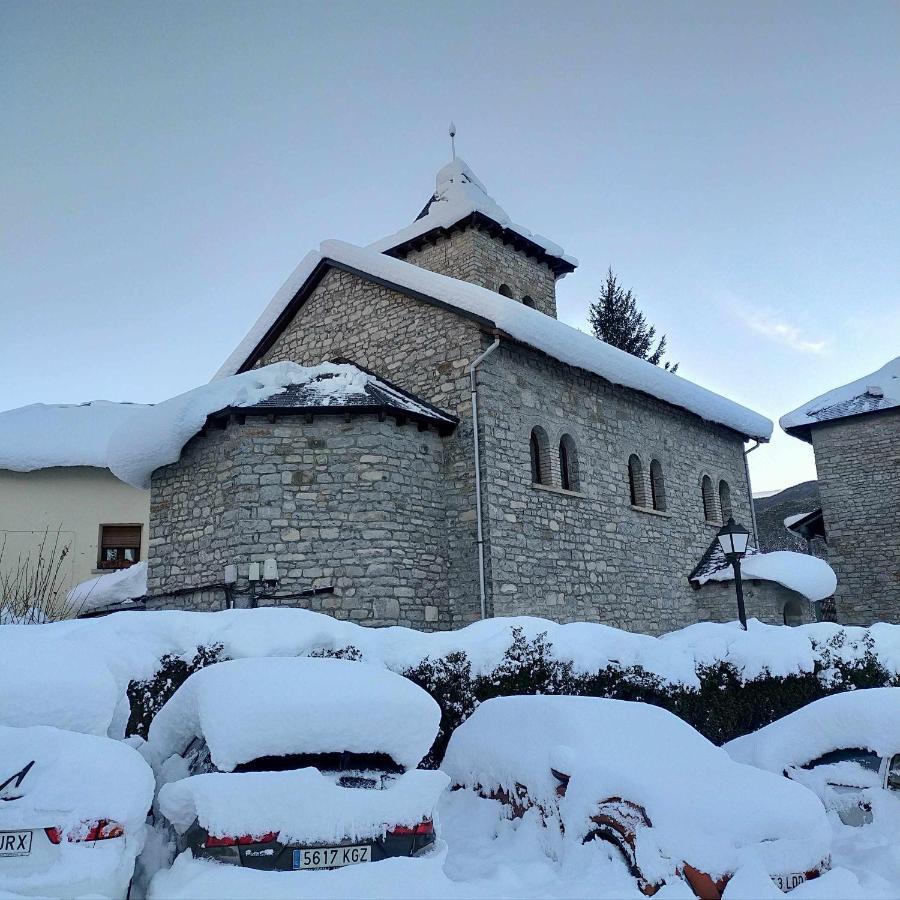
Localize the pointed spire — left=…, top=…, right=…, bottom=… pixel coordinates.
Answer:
left=449, top=121, right=457, bottom=161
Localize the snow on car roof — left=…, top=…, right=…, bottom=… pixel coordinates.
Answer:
left=0, top=632, right=121, bottom=736
left=726, top=687, right=900, bottom=773
left=780, top=356, right=900, bottom=441
left=147, top=657, right=441, bottom=772
left=442, top=695, right=829, bottom=882
left=215, top=240, right=772, bottom=441
left=367, top=157, right=578, bottom=269
left=0, top=400, right=148, bottom=474
left=0, top=725, right=154, bottom=835
left=158, top=767, right=448, bottom=844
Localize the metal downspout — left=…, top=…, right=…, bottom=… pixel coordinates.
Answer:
left=468, top=338, right=501, bottom=620
left=743, top=439, right=761, bottom=548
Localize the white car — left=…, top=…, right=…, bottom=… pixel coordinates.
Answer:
left=726, top=687, right=900, bottom=826
left=0, top=724, right=154, bottom=899
left=147, top=657, right=447, bottom=879
left=443, top=695, right=832, bottom=896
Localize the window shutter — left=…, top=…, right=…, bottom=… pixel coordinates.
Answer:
left=101, top=525, right=142, bottom=548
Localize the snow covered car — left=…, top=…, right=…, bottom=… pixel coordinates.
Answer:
left=442, top=696, right=831, bottom=897
left=0, top=724, right=154, bottom=899
left=148, top=656, right=447, bottom=872
left=726, top=687, right=900, bottom=827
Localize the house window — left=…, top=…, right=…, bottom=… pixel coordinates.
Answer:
left=701, top=475, right=718, bottom=522
left=559, top=434, right=579, bottom=491
left=98, top=524, right=142, bottom=570
left=650, top=459, right=666, bottom=511
left=628, top=454, right=646, bottom=506
left=522, top=295, right=536, bottom=309
left=719, top=480, right=732, bottom=521
left=530, top=426, right=551, bottom=485
left=498, top=284, right=513, bottom=298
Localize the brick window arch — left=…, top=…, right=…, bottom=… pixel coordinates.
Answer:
left=650, top=459, right=667, bottom=511
left=530, top=426, right=551, bottom=485
left=628, top=454, right=647, bottom=506
left=522, top=295, right=536, bottom=309
left=559, top=434, right=579, bottom=491
left=701, top=475, right=718, bottom=522
left=498, top=284, right=513, bottom=298
left=719, top=480, right=733, bottom=521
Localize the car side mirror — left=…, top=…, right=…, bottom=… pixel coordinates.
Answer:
left=887, top=773, right=900, bottom=791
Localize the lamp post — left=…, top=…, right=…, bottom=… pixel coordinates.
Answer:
left=716, top=517, right=752, bottom=630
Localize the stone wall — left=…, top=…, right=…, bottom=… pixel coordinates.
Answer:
left=148, top=415, right=451, bottom=627
left=476, top=343, right=754, bottom=634
left=812, top=410, right=900, bottom=623
left=693, top=579, right=815, bottom=626
left=256, top=266, right=489, bottom=625
left=397, top=226, right=558, bottom=317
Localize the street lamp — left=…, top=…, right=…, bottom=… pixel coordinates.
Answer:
left=716, top=517, right=752, bottom=630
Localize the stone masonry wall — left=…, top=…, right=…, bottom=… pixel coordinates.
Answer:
left=398, top=226, right=558, bottom=317
left=148, top=415, right=450, bottom=627
left=476, top=343, right=754, bottom=634
left=693, top=580, right=815, bottom=626
left=256, top=267, right=489, bottom=625
left=812, top=410, right=900, bottom=623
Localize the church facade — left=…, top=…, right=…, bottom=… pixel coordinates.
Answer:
left=144, top=159, right=774, bottom=634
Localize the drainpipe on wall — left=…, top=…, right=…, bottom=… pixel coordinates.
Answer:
left=743, top=440, right=761, bottom=548
left=467, top=337, right=501, bottom=620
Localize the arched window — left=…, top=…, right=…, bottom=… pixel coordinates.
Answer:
left=650, top=459, right=666, bottom=511
left=559, top=434, right=579, bottom=491
left=498, top=284, right=513, bottom=298
left=628, top=454, right=646, bottom=506
left=522, top=295, right=536, bottom=309
left=530, top=426, right=551, bottom=485
left=719, top=480, right=732, bottom=521
left=701, top=475, right=717, bottom=522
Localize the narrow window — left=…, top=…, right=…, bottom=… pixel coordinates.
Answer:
left=719, top=480, right=732, bottom=521
left=522, top=295, right=536, bottom=309
left=559, top=434, right=579, bottom=491
left=650, top=460, right=666, bottom=511
left=530, top=426, right=550, bottom=485
left=628, top=455, right=646, bottom=506
left=498, top=284, right=513, bottom=298
left=701, top=475, right=717, bottom=522
left=98, top=524, right=142, bottom=570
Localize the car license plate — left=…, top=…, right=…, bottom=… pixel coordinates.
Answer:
left=773, top=872, right=807, bottom=891
left=0, top=831, right=32, bottom=857
left=293, top=844, right=371, bottom=869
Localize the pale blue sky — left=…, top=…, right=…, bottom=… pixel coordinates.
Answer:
left=2, top=0, right=898, bottom=492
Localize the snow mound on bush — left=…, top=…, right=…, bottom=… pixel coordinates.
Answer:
left=725, top=687, right=900, bottom=772
left=148, top=656, right=441, bottom=771
left=443, top=695, right=830, bottom=883
left=0, top=725, right=154, bottom=835
left=158, top=767, right=448, bottom=843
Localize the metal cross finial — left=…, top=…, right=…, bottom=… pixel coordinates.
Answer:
left=449, top=121, right=456, bottom=160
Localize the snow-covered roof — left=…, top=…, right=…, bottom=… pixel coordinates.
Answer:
left=108, top=361, right=454, bottom=490
left=726, top=688, right=900, bottom=773
left=780, top=356, right=900, bottom=442
left=690, top=541, right=836, bottom=602
left=216, top=241, right=772, bottom=441
left=0, top=400, right=148, bottom=474
left=368, top=158, right=578, bottom=274
left=442, top=695, right=830, bottom=883
left=148, top=657, right=441, bottom=772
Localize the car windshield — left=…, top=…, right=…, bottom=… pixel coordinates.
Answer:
left=232, top=751, right=404, bottom=775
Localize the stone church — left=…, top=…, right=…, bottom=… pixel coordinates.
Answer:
left=143, top=157, right=774, bottom=634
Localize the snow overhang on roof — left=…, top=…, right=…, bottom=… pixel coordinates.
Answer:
left=780, top=356, right=900, bottom=443
left=367, top=158, right=578, bottom=277
left=0, top=400, right=149, bottom=474
left=217, top=241, right=773, bottom=442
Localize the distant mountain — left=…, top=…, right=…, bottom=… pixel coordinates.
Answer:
left=753, top=480, right=828, bottom=558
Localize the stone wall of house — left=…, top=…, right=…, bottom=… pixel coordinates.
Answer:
left=147, top=414, right=451, bottom=627
left=397, top=226, right=558, bottom=317
left=812, top=410, right=900, bottom=623
left=693, top=580, right=815, bottom=626
left=475, top=343, right=754, bottom=634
